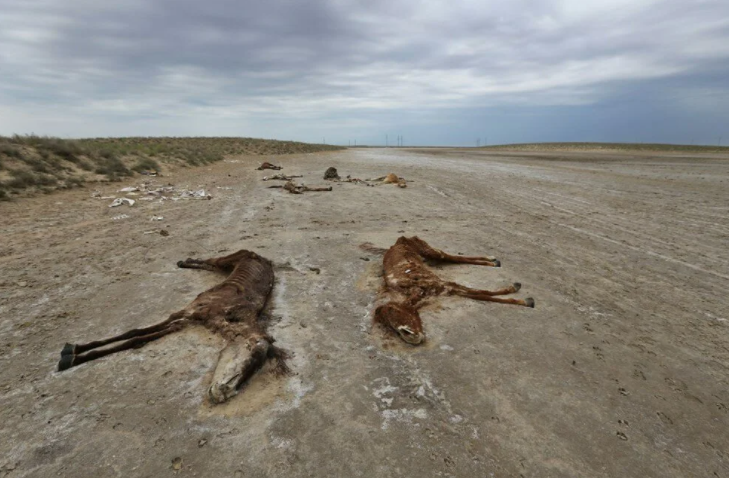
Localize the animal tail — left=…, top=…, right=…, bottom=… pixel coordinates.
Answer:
left=267, top=345, right=292, bottom=376
left=359, top=242, right=388, bottom=255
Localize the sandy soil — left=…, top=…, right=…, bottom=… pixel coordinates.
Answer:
left=1, top=148, right=728, bottom=477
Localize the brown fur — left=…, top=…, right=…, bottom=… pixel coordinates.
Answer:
left=365, top=236, right=535, bottom=344
left=57, top=250, right=290, bottom=403
left=323, top=167, right=340, bottom=180
left=381, top=173, right=406, bottom=188
left=257, top=162, right=282, bottom=170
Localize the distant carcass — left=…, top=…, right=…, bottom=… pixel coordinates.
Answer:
left=257, top=162, right=283, bottom=170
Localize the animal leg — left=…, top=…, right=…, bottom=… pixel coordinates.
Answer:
left=58, top=320, right=189, bottom=371
left=447, top=282, right=535, bottom=307
left=434, top=254, right=500, bottom=266
left=409, top=237, right=500, bottom=267
left=60, top=311, right=187, bottom=357
left=177, top=258, right=218, bottom=272
left=177, top=250, right=253, bottom=272
left=208, top=337, right=272, bottom=404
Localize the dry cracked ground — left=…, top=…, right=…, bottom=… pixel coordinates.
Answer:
left=1, top=148, right=728, bottom=477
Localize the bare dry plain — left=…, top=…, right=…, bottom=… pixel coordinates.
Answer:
left=1, top=147, right=728, bottom=477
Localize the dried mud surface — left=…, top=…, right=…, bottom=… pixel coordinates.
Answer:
left=1, top=148, right=728, bottom=477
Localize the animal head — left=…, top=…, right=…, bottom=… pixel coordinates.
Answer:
left=374, top=303, right=425, bottom=345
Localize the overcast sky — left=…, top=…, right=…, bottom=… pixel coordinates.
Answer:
left=1, top=0, right=728, bottom=145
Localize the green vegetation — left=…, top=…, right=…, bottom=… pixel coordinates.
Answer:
left=481, top=142, right=729, bottom=153
left=131, top=156, right=161, bottom=173
left=0, top=135, right=342, bottom=199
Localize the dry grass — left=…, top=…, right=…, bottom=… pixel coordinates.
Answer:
left=0, top=135, right=342, bottom=199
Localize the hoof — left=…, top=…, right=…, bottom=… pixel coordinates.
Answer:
left=208, top=382, right=237, bottom=404
left=493, top=259, right=501, bottom=267
left=513, top=282, right=522, bottom=292
left=177, top=260, right=185, bottom=267
left=58, top=354, right=75, bottom=371
left=61, top=343, right=76, bottom=356
left=525, top=297, right=535, bottom=308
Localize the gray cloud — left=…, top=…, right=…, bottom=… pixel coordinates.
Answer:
left=1, top=0, right=728, bottom=143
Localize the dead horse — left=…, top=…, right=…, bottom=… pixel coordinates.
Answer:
left=364, top=236, right=535, bottom=345
left=57, top=250, right=290, bottom=404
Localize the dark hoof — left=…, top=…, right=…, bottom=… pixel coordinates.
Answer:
left=513, top=282, right=522, bottom=292
left=61, top=343, right=76, bottom=356
left=493, top=259, right=501, bottom=267
left=58, top=354, right=75, bottom=371
left=177, top=260, right=185, bottom=267
left=525, top=297, right=535, bottom=308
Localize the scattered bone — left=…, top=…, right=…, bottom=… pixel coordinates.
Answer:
left=145, top=186, right=175, bottom=197
left=362, top=236, right=534, bottom=345
left=111, top=214, right=130, bottom=220
left=282, top=181, right=332, bottom=194
left=342, top=175, right=375, bottom=186
left=257, top=162, right=282, bottom=170
left=109, top=198, right=136, bottom=208
left=57, top=250, right=290, bottom=404
left=179, top=189, right=212, bottom=200
left=91, top=190, right=116, bottom=200
left=98, top=182, right=214, bottom=205
left=150, top=216, right=164, bottom=221
left=320, top=168, right=375, bottom=186
left=262, top=174, right=303, bottom=181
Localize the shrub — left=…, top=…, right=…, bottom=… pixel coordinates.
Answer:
left=65, top=176, right=85, bottom=188
left=95, top=156, right=132, bottom=180
left=99, top=148, right=117, bottom=159
left=131, top=157, right=160, bottom=173
left=25, top=157, right=50, bottom=173
left=0, top=142, right=21, bottom=158
left=7, top=169, right=39, bottom=189
left=47, top=140, right=82, bottom=162
left=78, top=159, right=95, bottom=171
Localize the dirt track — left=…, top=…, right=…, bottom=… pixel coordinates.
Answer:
left=1, top=148, right=728, bottom=477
